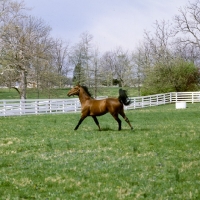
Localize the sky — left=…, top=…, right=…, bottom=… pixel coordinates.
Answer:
left=21, top=0, right=190, bottom=52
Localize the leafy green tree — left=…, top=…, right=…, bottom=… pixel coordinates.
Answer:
left=141, top=58, right=199, bottom=95
left=72, top=62, right=85, bottom=85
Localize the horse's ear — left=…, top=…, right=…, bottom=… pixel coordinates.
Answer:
left=74, top=82, right=80, bottom=87
left=77, top=82, right=80, bottom=87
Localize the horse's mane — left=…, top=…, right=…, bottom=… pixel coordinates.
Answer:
left=81, top=85, right=93, bottom=98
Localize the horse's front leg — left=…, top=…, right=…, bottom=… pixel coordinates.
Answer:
left=74, top=115, right=87, bottom=130
left=92, top=116, right=101, bottom=131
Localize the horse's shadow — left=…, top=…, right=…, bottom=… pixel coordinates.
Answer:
left=99, top=127, right=151, bottom=132
left=136, top=128, right=151, bottom=132
left=99, top=127, right=135, bottom=132
left=100, top=127, right=114, bottom=131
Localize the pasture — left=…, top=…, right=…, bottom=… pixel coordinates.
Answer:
left=0, top=87, right=138, bottom=99
left=0, top=103, right=200, bottom=199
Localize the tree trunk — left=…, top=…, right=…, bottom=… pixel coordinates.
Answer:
left=19, top=69, right=27, bottom=99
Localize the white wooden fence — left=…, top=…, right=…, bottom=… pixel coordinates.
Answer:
left=0, top=92, right=200, bottom=117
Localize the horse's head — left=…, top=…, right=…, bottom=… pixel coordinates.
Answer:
left=67, top=85, right=80, bottom=97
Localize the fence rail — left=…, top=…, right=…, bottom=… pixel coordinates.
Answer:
left=1, top=92, right=200, bottom=117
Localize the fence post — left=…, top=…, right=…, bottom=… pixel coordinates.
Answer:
left=192, top=92, right=194, bottom=104
left=62, top=100, right=65, bottom=113
left=3, top=100, right=6, bottom=116
left=157, top=94, right=158, bottom=105
left=170, top=93, right=172, bottom=103
left=163, top=93, right=166, bottom=105
left=132, top=98, right=134, bottom=109
left=20, top=100, right=23, bottom=115
left=75, top=100, right=77, bottom=112
left=150, top=96, right=151, bottom=106
left=143, top=96, right=145, bottom=108
left=35, top=100, right=38, bottom=114
left=49, top=100, right=51, bottom=113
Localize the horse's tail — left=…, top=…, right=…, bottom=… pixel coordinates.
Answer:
left=118, top=88, right=131, bottom=106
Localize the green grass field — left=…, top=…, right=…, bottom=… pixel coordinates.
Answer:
left=0, top=88, right=71, bottom=99
left=0, top=87, right=138, bottom=99
left=0, top=103, right=200, bottom=199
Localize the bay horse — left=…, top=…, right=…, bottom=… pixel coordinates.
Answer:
left=67, top=84, right=133, bottom=131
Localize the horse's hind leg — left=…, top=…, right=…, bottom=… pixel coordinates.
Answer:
left=92, top=116, right=101, bottom=131
left=124, top=116, right=133, bottom=130
left=111, top=113, right=122, bottom=130
left=119, top=110, right=133, bottom=130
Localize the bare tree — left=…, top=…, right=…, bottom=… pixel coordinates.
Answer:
left=100, top=51, right=116, bottom=86
left=70, top=32, right=93, bottom=85
left=144, top=20, right=174, bottom=65
left=0, top=0, right=53, bottom=99
left=90, top=48, right=103, bottom=97
left=0, top=0, right=27, bottom=98
left=174, top=0, right=200, bottom=50
left=174, top=0, right=200, bottom=66
left=100, top=48, right=134, bottom=87
left=51, top=39, right=71, bottom=87
left=113, top=47, right=133, bottom=87
left=132, top=46, right=148, bottom=96
left=139, top=18, right=199, bottom=95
